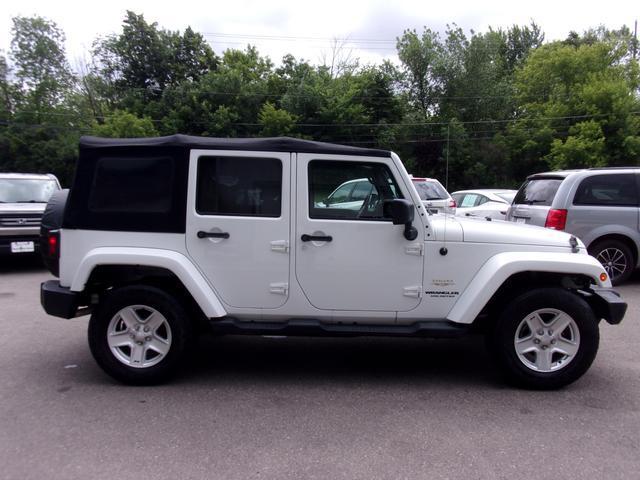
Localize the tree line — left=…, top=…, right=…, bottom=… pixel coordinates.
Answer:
left=0, top=11, right=639, bottom=189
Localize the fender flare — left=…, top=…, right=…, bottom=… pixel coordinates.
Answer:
left=447, top=251, right=609, bottom=325
left=71, top=247, right=227, bottom=318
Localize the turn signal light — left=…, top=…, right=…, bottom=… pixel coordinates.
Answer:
left=600, top=272, right=608, bottom=282
left=544, top=209, right=567, bottom=230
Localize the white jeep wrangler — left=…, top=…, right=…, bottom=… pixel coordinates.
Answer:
left=40, top=135, right=626, bottom=388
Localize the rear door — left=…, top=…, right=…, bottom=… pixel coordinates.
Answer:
left=508, top=176, right=564, bottom=226
left=295, top=154, right=424, bottom=313
left=185, top=150, right=291, bottom=309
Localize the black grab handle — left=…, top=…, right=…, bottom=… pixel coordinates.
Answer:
left=301, top=234, right=332, bottom=242
left=197, top=231, right=230, bottom=239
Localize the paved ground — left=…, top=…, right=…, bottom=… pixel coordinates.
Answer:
left=0, top=257, right=639, bottom=480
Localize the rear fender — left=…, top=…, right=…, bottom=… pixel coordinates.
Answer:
left=71, top=247, right=227, bottom=318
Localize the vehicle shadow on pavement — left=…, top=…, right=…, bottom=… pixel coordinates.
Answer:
left=180, top=334, right=503, bottom=388
left=0, top=255, right=46, bottom=273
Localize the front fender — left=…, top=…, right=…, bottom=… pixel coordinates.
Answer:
left=71, top=247, right=227, bottom=318
left=447, top=251, right=609, bottom=324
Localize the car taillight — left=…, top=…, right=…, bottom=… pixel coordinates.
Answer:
left=449, top=199, right=457, bottom=208
left=545, top=209, right=567, bottom=230
left=47, top=231, right=59, bottom=257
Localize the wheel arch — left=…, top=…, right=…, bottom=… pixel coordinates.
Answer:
left=446, top=251, right=609, bottom=325
left=71, top=247, right=227, bottom=320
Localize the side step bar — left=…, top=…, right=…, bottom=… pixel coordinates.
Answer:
left=209, top=318, right=470, bottom=338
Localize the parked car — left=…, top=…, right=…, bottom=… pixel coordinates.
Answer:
left=506, top=168, right=640, bottom=285
left=40, top=135, right=625, bottom=389
left=410, top=176, right=456, bottom=214
left=452, top=189, right=517, bottom=220
left=0, top=173, right=61, bottom=256
left=316, top=178, right=381, bottom=213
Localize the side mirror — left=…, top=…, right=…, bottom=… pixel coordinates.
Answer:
left=383, top=199, right=418, bottom=241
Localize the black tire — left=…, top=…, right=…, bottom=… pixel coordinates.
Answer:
left=488, top=288, right=599, bottom=390
left=88, top=285, right=194, bottom=385
left=589, top=239, right=634, bottom=286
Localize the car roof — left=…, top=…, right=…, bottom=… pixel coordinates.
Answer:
left=528, top=167, right=640, bottom=180
left=0, top=172, right=57, bottom=181
left=452, top=189, right=516, bottom=195
left=79, top=135, right=391, bottom=158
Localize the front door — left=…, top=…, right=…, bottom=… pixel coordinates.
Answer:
left=295, top=154, right=424, bottom=313
left=186, top=149, right=290, bottom=309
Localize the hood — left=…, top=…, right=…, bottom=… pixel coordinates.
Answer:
left=0, top=203, right=47, bottom=214
left=431, top=215, right=583, bottom=249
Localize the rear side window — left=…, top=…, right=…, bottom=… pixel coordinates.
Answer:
left=513, top=178, right=563, bottom=206
left=89, top=157, right=174, bottom=213
left=412, top=180, right=448, bottom=200
left=573, top=174, right=638, bottom=206
left=196, top=156, right=282, bottom=217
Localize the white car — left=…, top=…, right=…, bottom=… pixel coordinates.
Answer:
left=410, top=176, right=456, bottom=214
left=452, top=189, right=516, bottom=220
left=40, top=135, right=626, bottom=389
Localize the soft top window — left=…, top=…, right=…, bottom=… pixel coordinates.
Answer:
left=89, top=156, right=174, bottom=213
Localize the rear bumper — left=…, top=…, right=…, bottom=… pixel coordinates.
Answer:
left=588, top=287, right=627, bottom=325
left=0, top=234, right=40, bottom=255
left=40, top=280, right=86, bottom=319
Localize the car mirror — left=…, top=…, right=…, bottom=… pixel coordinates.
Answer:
left=383, top=199, right=418, bottom=240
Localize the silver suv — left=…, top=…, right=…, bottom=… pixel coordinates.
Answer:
left=507, top=168, right=640, bottom=285
left=0, top=173, right=61, bottom=256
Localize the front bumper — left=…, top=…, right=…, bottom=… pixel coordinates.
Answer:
left=40, top=280, right=86, bottom=319
left=588, top=287, right=627, bottom=325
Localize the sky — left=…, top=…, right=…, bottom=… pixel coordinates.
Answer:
left=0, top=0, right=637, bottom=70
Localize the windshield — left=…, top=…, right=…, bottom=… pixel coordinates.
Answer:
left=496, top=192, right=516, bottom=203
left=513, top=178, right=563, bottom=206
left=413, top=180, right=448, bottom=200
left=0, top=179, right=59, bottom=203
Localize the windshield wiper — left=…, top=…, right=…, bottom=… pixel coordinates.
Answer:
left=15, top=200, right=47, bottom=203
left=525, top=199, right=547, bottom=204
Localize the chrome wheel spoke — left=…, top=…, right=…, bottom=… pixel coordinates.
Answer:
left=129, top=343, right=146, bottom=366
left=118, top=307, right=141, bottom=330
left=148, top=338, right=170, bottom=356
left=536, top=349, right=553, bottom=371
left=515, top=337, right=537, bottom=355
left=145, top=312, right=165, bottom=332
left=107, top=331, right=132, bottom=349
left=550, top=312, right=572, bottom=336
left=554, top=338, right=579, bottom=357
left=525, top=313, right=545, bottom=332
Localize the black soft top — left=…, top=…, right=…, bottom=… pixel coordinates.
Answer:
left=79, top=134, right=391, bottom=157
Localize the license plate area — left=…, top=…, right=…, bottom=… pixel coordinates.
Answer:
left=11, top=241, right=35, bottom=253
left=515, top=217, right=527, bottom=224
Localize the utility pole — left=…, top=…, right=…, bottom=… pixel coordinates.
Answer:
left=634, top=20, right=638, bottom=60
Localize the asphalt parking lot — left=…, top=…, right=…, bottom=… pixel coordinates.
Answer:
left=1, top=258, right=639, bottom=480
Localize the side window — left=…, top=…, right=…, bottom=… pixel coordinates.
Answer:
left=309, top=160, right=403, bottom=220
left=475, top=195, right=489, bottom=206
left=573, top=174, right=638, bottom=207
left=89, top=156, right=174, bottom=213
left=196, top=156, right=282, bottom=217
left=460, top=194, right=478, bottom=208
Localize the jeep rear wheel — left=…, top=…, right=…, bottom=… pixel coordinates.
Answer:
left=489, top=288, right=599, bottom=389
left=88, top=286, right=193, bottom=385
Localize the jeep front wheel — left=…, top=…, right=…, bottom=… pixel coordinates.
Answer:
left=88, top=286, right=193, bottom=385
left=489, top=288, right=599, bottom=389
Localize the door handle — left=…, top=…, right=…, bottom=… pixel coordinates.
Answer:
left=301, top=234, right=332, bottom=242
left=197, top=231, right=230, bottom=239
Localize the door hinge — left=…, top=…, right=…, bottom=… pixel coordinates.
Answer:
left=405, top=243, right=423, bottom=256
left=269, top=282, right=289, bottom=295
left=403, top=286, right=423, bottom=298
left=270, top=240, right=289, bottom=253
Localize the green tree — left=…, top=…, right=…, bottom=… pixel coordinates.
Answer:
left=258, top=102, right=296, bottom=136
left=92, top=110, right=158, bottom=137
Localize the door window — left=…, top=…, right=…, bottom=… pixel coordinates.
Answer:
left=196, top=156, right=282, bottom=217
left=309, top=161, right=402, bottom=220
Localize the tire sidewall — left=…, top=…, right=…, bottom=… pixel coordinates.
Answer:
left=491, top=288, right=599, bottom=389
left=88, top=286, right=192, bottom=385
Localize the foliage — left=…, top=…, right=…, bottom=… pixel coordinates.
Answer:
left=0, top=13, right=638, bottom=192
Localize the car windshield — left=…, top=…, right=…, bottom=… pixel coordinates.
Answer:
left=0, top=179, right=59, bottom=203
left=513, top=178, right=563, bottom=206
left=413, top=180, right=448, bottom=200
left=495, top=192, right=516, bottom=203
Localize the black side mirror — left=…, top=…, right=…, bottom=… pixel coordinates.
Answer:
left=383, top=199, right=418, bottom=241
